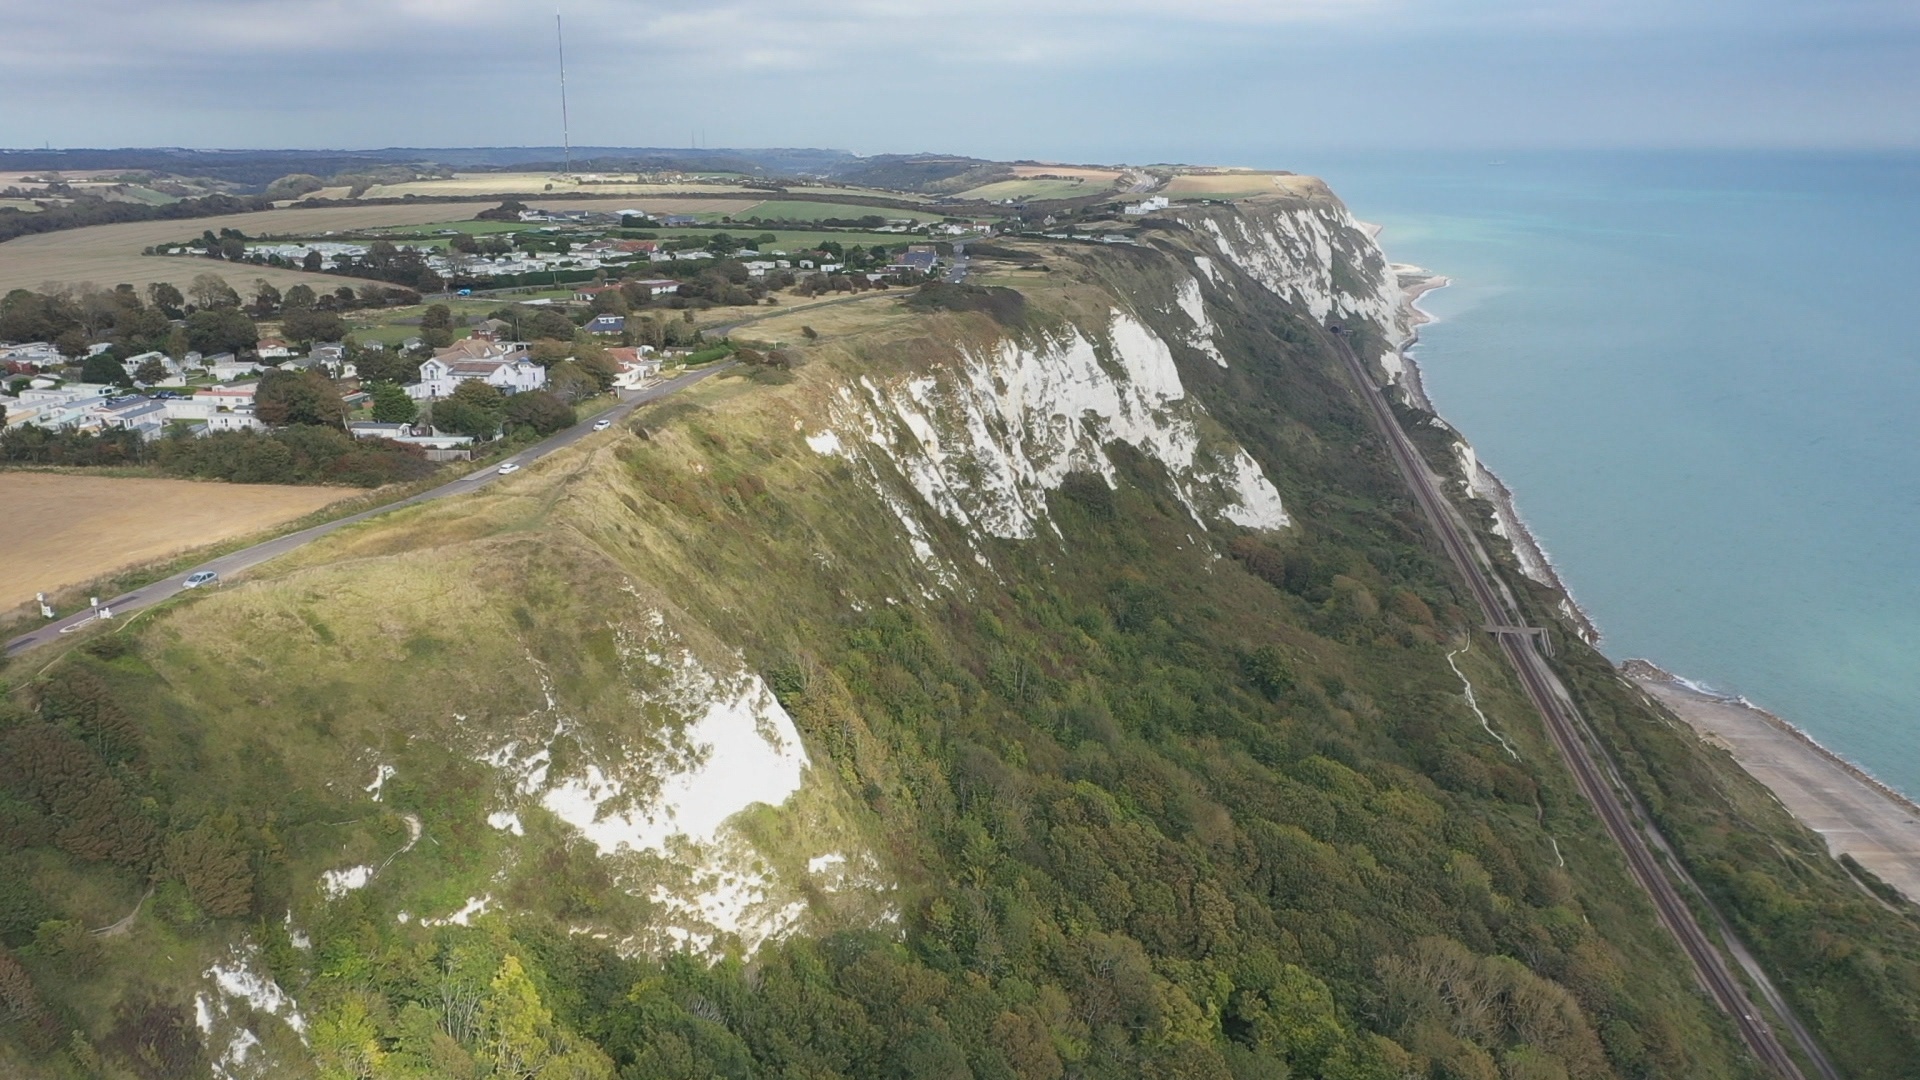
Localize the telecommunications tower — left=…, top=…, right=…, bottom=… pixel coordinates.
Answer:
left=556, top=11, right=573, bottom=176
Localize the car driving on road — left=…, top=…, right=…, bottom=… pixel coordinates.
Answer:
left=592, top=419, right=612, bottom=431
left=183, top=571, right=219, bottom=588
left=497, top=462, right=520, bottom=474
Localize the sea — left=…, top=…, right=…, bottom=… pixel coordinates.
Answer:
left=1287, top=150, right=1920, bottom=797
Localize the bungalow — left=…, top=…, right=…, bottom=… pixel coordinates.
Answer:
left=0, top=342, right=62, bottom=368
left=895, top=250, right=939, bottom=273
left=206, top=410, right=263, bottom=432
left=256, top=337, right=295, bottom=360
left=121, top=351, right=182, bottom=382
left=630, top=279, right=682, bottom=297
left=586, top=315, right=626, bottom=335
left=347, top=421, right=474, bottom=448
left=572, top=284, right=621, bottom=303
left=209, top=359, right=264, bottom=381
left=191, top=382, right=259, bottom=412
left=660, top=214, right=698, bottom=227
left=606, top=347, right=662, bottom=388
left=96, top=396, right=170, bottom=440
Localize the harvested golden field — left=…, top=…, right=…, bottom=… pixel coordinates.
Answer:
left=1010, top=164, right=1123, bottom=183
left=0, top=197, right=757, bottom=294
left=1161, top=172, right=1326, bottom=200
left=0, top=472, right=353, bottom=611
left=958, top=177, right=1105, bottom=201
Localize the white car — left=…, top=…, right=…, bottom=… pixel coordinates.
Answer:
left=592, top=419, right=612, bottom=431
left=497, top=462, right=521, bottom=475
left=183, top=571, right=219, bottom=588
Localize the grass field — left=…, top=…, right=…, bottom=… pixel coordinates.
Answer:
left=660, top=228, right=930, bottom=251
left=0, top=472, right=354, bottom=612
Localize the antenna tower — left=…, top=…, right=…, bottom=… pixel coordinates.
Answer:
left=556, top=11, right=573, bottom=176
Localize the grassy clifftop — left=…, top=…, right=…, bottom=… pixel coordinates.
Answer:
left=4, top=201, right=1919, bottom=1079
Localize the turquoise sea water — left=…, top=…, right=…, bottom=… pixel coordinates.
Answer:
left=1285, top=151, right=1920, bottom=796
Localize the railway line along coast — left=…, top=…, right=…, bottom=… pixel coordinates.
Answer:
left=1327, top=327, right=1838, bottom=1080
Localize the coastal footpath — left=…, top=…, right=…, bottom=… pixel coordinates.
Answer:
left=1629, top=662, right=1920, bottom=903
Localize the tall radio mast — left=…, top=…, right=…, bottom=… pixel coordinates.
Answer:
left=556, top=11, right=573, bottom=176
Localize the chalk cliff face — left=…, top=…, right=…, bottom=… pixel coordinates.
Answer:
left=797, top=196, right=1421, bottom=579
left=1185, top=194, right=1415, bottom=378
left=806, top=309, right=1291, bottom=551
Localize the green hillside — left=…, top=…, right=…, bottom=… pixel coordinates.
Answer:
left=4, top=196, right=1920, bottom=1080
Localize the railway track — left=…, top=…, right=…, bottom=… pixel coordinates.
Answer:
left=1326, top=329, right=1834, bottom=1080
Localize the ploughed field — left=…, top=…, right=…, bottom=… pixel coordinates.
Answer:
left=0, top=472, right=352, bottom=611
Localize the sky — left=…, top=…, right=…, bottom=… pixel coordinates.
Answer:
left=3, top=0, right=1918, bottom=159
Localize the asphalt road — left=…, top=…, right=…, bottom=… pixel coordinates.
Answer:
left=1327, top=328, right=1836, bottom=1080
left=4, top=363, right=734, bottom=657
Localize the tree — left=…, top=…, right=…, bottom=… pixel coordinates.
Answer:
left=431, top=380, right=504, bottom=439
left=280, top=307, right=346, bottom=345
left=545, top=362, right=598, bottom=404
left=255, top=369, right=345, bottom=427
left=283, top=283, right=317, bottom=310
left=250, top=279, right=281, bottom=316
left=56, top=328, right=92, bottom=360
left=81, top=351, right=129, bottom=386
left=303, top=250, right=323, bottom=273
left=573, top=350, right=619, bottom=393
left=146, top=281, right=185, bottom=318
left=503, top=391, right=575, bottom=435
left=475, top=955, right=612, bottom=1080
left=188, top=273, right=239, bottom=310
left=164, top=821, right=253, bottom=918
left=0, top=947, right=43, bottom=1025
left=351, top=342, right=417, bottom=386
left=370, top=382, right=418, bottom=424
left=184, top=308, right=258, bottom=355
left=312, top=995, right=387, bottom=1080
left=520, top=308, right=577, bottom=341
left=134, top=357, right=169, bottom=385
left=420, top=303, right=456, bottom=349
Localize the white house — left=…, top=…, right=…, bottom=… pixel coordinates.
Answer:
left=408, top=339, right=547, bottom=400
left=1122, top=195, right=1171, bottom=216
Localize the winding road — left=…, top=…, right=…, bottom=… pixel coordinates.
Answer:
left=1327, top=328, right=1837, bottom=1080
left=5, top=363, right=733, bottom=657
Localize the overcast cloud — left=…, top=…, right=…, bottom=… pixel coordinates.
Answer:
left=2, top=0, right=1916, bottom=158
